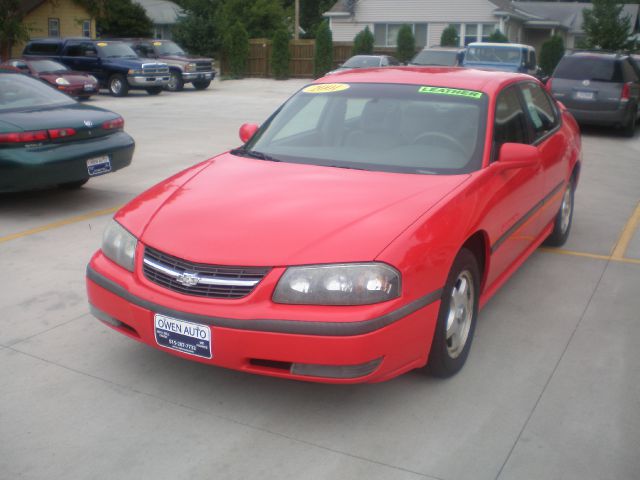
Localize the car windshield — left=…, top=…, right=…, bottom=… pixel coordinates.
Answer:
left=343, top=56, right=382, bottom=68
left=30, top=59, right=69, bottom=73
left=153, top=41, right=185, bottom=56
left=465, top=46, right=522, bottom=65
left=240, top=83, right=488, bottom=175
left=0, top=73, right=75, bottom=112
left=97, top=42, right=138, bottom=58
left=412, top=50, right=458, bottom=66
left=553, top=56, right=622, bottom=82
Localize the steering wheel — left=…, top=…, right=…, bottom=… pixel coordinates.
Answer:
left=413, top=132, right=467, bottom=156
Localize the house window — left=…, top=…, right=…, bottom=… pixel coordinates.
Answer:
left=82, top=20, right=91, bottom=38
left=464, top=24, right=478, bottom=46
left=481, top=24, right=496, bottom=42
left=451, top=23, right=499, bottom=46
left=374, top=23, right=428, bottom=47
left=48, top=18, right=60, bottom=37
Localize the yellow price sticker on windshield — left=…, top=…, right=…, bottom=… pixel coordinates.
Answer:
left=96, top=42, right=108, bottom=47
left=418, top=86, right=483, bottom=99
left=303, top=83, right=350, bottom=94
left=153, top=41, right=162, bottom=46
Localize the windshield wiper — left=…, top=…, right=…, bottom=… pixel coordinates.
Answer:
left=231, top=148, right=280, bottom=162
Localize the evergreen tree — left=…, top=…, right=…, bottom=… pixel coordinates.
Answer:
left=314, top=20, right=333, bottom=77
left=271, top=29, right=290, bottom=79
left=0, top=0, right=29, bottom=60
left=94, top=0, right=153, bottom=37
left=396, top=25, right=415, bottom=64
left=440, top=25, right=459, bottom=47
left=582, top=0, right=634, bottom=50
left=352, top=26, right=374, bottom=55
left=487, top=30, right=509, bottom=43
left=539, top=35, right=565, bottom=76
left=224, top=21, right=249, bottom=78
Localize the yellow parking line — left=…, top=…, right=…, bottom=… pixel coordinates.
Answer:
left=611, top=202, right=640, bottom=259
left=0, top=205, right=122, bottom=245
left=540, top=247, right=640, bottom=265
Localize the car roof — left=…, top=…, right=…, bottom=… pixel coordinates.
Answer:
left=566, top=51, right=627, bottom=60
left=420, top=46, right=463, bottom=51
left=316, top=66, right=531, bottom=94
left=468, top=42, right=532, bottom=49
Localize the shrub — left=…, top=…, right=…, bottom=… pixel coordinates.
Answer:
left=440, top=25, right=459, bottom=47
left=539, top=35, right=565, bottom=76
left=224, top=21, right=249, bottom=79
left=487, top=30, right=509, bottom=43
left=314, top=20, right=333, bottom=77
left=396, top=25, right=415, bottom=63
left=352, top=26, right=374, bottom=55
left=271, top=29, right=290, bottom=79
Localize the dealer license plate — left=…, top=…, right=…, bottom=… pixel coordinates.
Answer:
left=86, top=155, right=111, bottom=176
left=575, top=91, right=594, bottom=100
left=84, top=84, right=94, bottom=91
left=154, top=314, right=212, bottom=359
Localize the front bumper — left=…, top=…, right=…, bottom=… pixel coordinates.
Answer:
left=86, top=252, right=441, bottom=383
left=0, top=131, right=134, bottom=192
left=182, top=71, right=215, bottom=82
left=57, top=84, right=98, bottom=97
left=127, top=75, right=170, bottom=88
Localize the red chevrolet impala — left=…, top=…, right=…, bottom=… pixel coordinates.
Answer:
left=86, top=68, right=581, bottom=383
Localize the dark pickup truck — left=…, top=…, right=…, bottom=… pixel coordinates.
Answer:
left=23, top=38, right=170, bottom=96
left=121, top=39, right=215, bottom=91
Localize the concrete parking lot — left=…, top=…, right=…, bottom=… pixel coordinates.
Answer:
left=1, top=78, right=639, bottom=480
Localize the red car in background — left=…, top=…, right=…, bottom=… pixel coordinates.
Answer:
left=2, top=58, right=99, bottom=99
left=86, top=68, right=581, bottom=383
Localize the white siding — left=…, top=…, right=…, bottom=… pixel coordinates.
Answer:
left=331, top=18, right=373, bottom=42
left=428, top=23, right=448, bottom=47
left=353, top=0, right=498, bottom=23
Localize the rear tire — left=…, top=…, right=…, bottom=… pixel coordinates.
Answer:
left=192, top=80, right=211, bottom=90
left=108, top=74, right=128, bottom=97
left=544, top=180, right=574, bottom=247
left=623, top=106, right=637, bottom=137
left=146, top=87, right=162, bottom=95
left=426, top=248, right=480, bottom=378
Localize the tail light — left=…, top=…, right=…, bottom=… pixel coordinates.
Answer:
left=621, top=82, right=632, bottom=101
left=102, top=117, right=124, bottom=130
left=0, top=128, right=77, bottom=144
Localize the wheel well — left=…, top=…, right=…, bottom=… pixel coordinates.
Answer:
left=461, top=231, right=489, bottom=293
left=571, top=162, right=581, bottom=186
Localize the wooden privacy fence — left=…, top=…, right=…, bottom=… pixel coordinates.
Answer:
left=221, top=39, right=398, bottom=78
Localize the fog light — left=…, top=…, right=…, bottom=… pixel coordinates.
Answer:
left=291, top=358, right=382, bottom=379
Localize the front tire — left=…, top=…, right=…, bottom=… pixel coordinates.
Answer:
left=192, top=80, right=211, bottom=90
left=108, top=74, right=128, bottom=97
left=166, top=71, right=184, bottom=91
left=426, top=248, right=480, bottom=378
left=544, top=180, right=574, bottom=247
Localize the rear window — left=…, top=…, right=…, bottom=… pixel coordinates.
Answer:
left=553, top=56, right=623, bottom=82
left=0, top=73, right=75, bottom=112
left=412, top=50, right=458, bottom=66
left=25, top=42, right=60, bottom=55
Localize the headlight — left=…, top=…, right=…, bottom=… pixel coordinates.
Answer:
left=102, top=220, right=137, bottom=272
left=185, top=62, right=197, bottom=72
left=273, top=263, right=400, bottom=305
left=128, top=68, right=144, bottom=75
left=88, top=75, right=98, bottom=83
left=55, top=77, right=70, bottom=85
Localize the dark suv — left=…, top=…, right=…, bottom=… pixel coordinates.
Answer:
left=23, top=38, right=170, bottom=96
left=121, top=39, right=215, bottom=91
left=549, top=52, right=640, bottom=136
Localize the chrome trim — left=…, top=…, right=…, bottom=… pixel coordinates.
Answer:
left=143, top=257, right=260, bottom=287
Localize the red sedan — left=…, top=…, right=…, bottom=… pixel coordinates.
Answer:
left=2, top=58, right=99, bottom=98
left=86, top=68, right=581, bottom=383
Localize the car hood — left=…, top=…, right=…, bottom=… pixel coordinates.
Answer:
left=133, top=153, right=468, bottom=266
left=160, top=54, right=211, bottom=62
left=38, top=72, right=96, bottom=84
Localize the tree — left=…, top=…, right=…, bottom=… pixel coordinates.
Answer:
left=0, top=0, right=29, bottom=60
left=396, top=25, right=415, bottom=64
left=440, top=25, right=459, bottom=47
left=224, top=21, right=249, bottom=78
left=94, top=0, right=153, bottom=37
left=271, top=29, right=290, bottom=79
left=173, top=14, right=219, bottom=57
left=314, top=20, right=333, bottom=77
left=352, top=26, right=374, bottom=55
left=582, top=0, right=635, bottom=50
left=539, top=35, right=565, bottom=76
left=487, top=30, right=509, bottom=43
left=218, top=0, right=286, bottom=39
left=282, top=0, right=334, bottom=39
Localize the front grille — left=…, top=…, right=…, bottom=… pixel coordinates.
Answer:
left=143, top=247, right=270, bottom=299
left=195, top=61, right=213, bottom=72
left=142, top=63, right=169, bottom=75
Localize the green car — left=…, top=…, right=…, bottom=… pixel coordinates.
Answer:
left=0, top=70, right=134, bottom=192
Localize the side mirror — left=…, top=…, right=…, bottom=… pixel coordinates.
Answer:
left=239, top=123, right=259, bottom=143
left=495, top=143, right=539, bottom=170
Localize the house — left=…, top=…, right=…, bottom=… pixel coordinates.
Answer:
left=132, top=0, right=184, bottom=40
left=324, top=0, right=639, bottom=53
left=5, top=0, right=95, bottom=59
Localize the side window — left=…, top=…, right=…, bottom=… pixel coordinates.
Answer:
left=65, top=42, right=83, bottom=57
left=520, top=82, right=558, bottom=141
left=493, top=86, right=530, bottom=156
left=27, top=42, right=59, bottom=55
left=82, top=42, right=97, bottom=56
